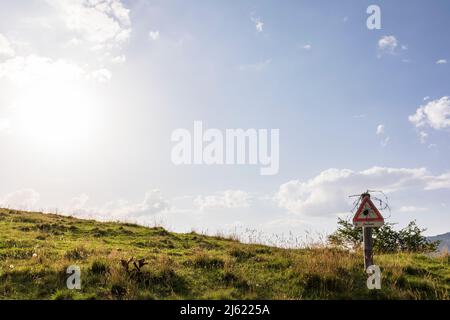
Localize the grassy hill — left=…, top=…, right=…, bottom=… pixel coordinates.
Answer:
left=0, top=208, right=448, bottom=300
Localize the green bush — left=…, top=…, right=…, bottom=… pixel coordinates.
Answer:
left=328, top=219, right=439, bottom=253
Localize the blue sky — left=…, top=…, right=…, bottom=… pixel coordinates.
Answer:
left=0, top=0, right=449, bottom=243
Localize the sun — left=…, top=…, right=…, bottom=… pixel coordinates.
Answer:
left=14, top=82, right=98, bottom=148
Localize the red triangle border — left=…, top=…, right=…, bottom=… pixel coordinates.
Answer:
left=352, top=196, right=384, bottom=223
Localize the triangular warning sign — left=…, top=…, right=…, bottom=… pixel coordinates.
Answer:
left=353, top=196, right=384, bottom=227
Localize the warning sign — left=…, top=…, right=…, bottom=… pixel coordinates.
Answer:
left=353, top=195, right=384, bottom=227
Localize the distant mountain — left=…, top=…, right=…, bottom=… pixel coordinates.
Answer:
left=428, top=232, right=450, bottom=252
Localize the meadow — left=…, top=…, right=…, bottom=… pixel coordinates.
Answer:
left=0, top=208, right=448, bottom=300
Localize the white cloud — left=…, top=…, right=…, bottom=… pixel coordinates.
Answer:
left=0, top=55, right=84, bottom=87
left=423, top=96, right=430, bottom=101
left=378, top=35, right=398, bottom=53
left=425, top=172, right=450, bottom=190
left=251, top=16, right=264, bottom=32
left=0, top=54, right=114, bottom=86
left=436, top=59, right=447, bottom=64
left=130, top=190, right=170, bottom=215
left=302, top=44, right=312, bottom=50
left=275, top=166, right=450, bottom=216
left=419, top=131, right=428, bottom=144
left=149, top=30, right=160, bottom=41
left=68, top=193, right=89, bottom=211
left=380, top=136, right=390, bottom=147
left=0, top=189, right=40, bottom=210
left=398, top=206, right=427, bottom=213
left=91, top=68, right=112, bottom=82
left=46, top=0, right=131, bottom=49
left=0, top=188, right=169, bottom=223
left=256, top=21, right=264, bottom=32
left=111, top=55, right=126, bottom=63
left=65, top=37, right=82, bottom=47
left=376, top=124, right=385, bottom=135
left=0, top=1, right=131, bottom=91
left=409, top=96, right=450, bottom=130
left=376, top=124, right=390, bottom=146
left=0, top=34, right=15, bottom=57
left=194, top=190, right=252, bottom=210
left=68, top=189, right=170, bottom=219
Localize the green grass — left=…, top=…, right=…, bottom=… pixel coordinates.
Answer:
left=0, top=208, right=448, bottom=300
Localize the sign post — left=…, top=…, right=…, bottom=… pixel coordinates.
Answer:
left=352, top=193, right=384, bottom=270
left=362, top=226, right=373, bottom=269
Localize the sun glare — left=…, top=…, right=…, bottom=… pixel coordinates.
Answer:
left=14, top=82, right=97, bottom=148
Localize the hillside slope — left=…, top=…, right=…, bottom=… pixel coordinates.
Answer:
left=0, top=208, right=448, bottom=300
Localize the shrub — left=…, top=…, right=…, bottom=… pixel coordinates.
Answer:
left=90, top=260, right=110, bottom=275
left=328, top=219, right=439, bottom=253
left=191, top=251, right=224, bottom=269
left=65, top=246, right=90, bottom=260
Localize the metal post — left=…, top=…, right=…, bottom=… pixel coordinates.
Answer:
left=363, top=226, right=373, bottom=270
